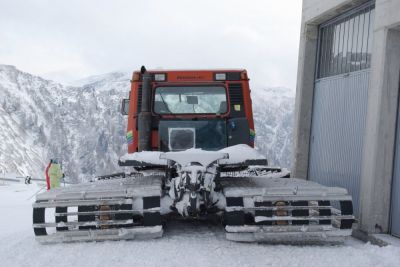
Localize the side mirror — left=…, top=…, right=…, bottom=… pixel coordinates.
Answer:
left=121, top=99, right=130, bottom=115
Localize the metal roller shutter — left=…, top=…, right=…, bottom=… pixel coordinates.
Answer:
left=308, top=2, right=374, bottom=215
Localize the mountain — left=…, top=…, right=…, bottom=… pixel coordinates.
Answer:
left=70, top=72, right=131, bottom=89
left=251, top=87, right=295, bottom=168
left=0, top=65, right=129, bottom=182
left=0, top=65, right=294, bottom=181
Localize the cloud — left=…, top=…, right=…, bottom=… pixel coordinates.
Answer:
left=0, top=0, right=302, bottom=89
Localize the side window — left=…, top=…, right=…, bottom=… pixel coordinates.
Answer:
left=121, top=99, right=129, bottom=115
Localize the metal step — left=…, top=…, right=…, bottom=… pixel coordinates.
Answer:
left=35, top=226, right=163, bottom=243
left=33, top=219, right=136, bottom=228
left=54, top=209, right=147, bottom=217
left=225, top=225, right=352, bottom=244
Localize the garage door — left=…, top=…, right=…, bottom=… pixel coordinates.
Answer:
left=308, top=3, right=374, bottom=215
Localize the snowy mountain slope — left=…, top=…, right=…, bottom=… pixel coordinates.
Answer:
left=0, top=65, right=129, bottom=182
left=0, top=65, right=63, bottom=179
left=70, top=71, right=131, bottom=90
left=251, top=87, right=295, bottom=167
left=0, top=65, right=294, bottom=181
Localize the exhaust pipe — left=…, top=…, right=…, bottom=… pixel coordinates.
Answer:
left=138, top=66, right=152, bottom=152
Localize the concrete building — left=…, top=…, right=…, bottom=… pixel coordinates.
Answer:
left=293, top=0, right=400, bottom=239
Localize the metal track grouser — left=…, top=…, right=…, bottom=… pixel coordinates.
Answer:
left=33, top=67, right=354, bottom=244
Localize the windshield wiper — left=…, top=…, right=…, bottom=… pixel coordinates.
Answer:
left=158, top=92, right=173, bottom=114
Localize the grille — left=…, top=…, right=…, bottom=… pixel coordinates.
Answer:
left=137, top=85, right=142, bottom=113
left=228, top=83, right=245, bottom=118
left=229, top=83, right=244, bottom=104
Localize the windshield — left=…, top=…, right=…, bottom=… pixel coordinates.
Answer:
left=154, top=86, right=228, bottom=115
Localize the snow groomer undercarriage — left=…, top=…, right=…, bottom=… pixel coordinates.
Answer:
left=33, top=145, right=354, bottom=244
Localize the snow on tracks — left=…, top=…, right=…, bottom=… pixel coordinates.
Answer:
left=0, top=183, right=399, bottom=267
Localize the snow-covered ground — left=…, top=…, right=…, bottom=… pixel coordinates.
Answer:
left=1, top=182, right=399, bottom=267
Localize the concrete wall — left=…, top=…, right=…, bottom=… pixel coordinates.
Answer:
left=302, top=0, right=367, bottom=24
left=360, top=0, right=400, bottom=233
left=292, top=22, right=318, bottom=179
left=293, top=0, right=400, bottom=234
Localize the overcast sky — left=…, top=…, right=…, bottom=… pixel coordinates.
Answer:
left=0, top=0, right=302, bottom=90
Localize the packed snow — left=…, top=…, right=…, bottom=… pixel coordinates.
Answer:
left=119, top=151, right=167, bottom=165
left=219, top=144, right=265, bottom=164
left=120, top=144, right=265, bottom=167
left=0, top=181, right=399, bottom=267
